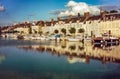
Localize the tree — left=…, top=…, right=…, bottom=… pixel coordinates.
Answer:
left=45, top=31, right=49, bottom=36
left=78, top=28, right=85, bottom=33
left=69, top=45, right=76, bottom=51
left=33, top=29, right=37, bottom=34
left=69, top=27, right=76, bottom=38
left=61, top=28, right=66, bottom=36
left=110, top=10, right=118, bottom=13
left=78, top=28, right=85, bottom=41
left=39, top=31, right=43, bottom=36
left=54, top=29, right=59, bottom=34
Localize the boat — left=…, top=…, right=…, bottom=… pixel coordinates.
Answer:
left=68, top=38, right=80, bottom=42
left=92, top=37, right=104, bottom=44
left=93, top=36, right=119, bottom=45
left=28, top=35, right=48, bottom=40
left=104, top=37, right=119, bottom=45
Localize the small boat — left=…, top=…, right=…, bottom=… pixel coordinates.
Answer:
left=93, top=36, right=119, bottom=45
left=68, top=38, right=80, bottom=42
left=92, top=37, right=103, bottom=44
left=104, top=37, right=119, bottom=45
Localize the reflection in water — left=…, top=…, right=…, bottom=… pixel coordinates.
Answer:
left=0, top=40, right=120, bottom=79
left=67, top=57, right=86, bottom=64
left=0, top=54, right=5, bottom=64
left=18, top=41, right=120, bottom=64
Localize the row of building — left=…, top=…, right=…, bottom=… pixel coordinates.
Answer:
left=1, top=12, right=120, bottom=37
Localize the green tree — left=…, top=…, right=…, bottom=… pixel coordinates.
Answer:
left=61, top=28, right=66, bottom=36
left=39, top=31, right=43, bottom=36
left=78, top=28, right=85, bottom=34
left=69, top=27, right=76, bottom=38
left=78, top=28, right=85, bottom=40
left=69, top=45, right=76, bottom=51
left=45, top=31, right=49, bottom=36
left=54, top=29, right=59, bottom=34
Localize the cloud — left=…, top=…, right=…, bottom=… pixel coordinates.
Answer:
left=49, top=9, right=66, bottom=15
left=54, top=0, right=101, bottom=17
left=0, top=5, right=5, bottom=12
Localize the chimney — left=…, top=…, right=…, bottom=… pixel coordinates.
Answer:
left=33, top=20, right=37, bottom=25
left=84, top=12, right=90, bottom=23
left=39, top=21, right=41, bottom=26
left=57, top=17, right=60, bottom=22
left=101, top=11, right=106, bottom=19
left=24, top=21, right=28, bottom=28
left=84, top=12, right=90, bottom=19
left=68, top=15, right=73, bottom=22
left=51, top=18, right=55, bottom=26
left=78, top=13, right=80, bottom=17
left=39, top=20, right=44, bottom=26
left=78, top=13, right=81, bottom=20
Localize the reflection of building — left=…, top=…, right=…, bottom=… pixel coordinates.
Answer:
left=0, top=54, right=5, bottom=64
left=18, top=41, right=120, bottom=64
left=67, top=57, right=86, bottom=64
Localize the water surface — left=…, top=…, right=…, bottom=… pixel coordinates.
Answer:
left=0, top=39, right=120, bottom=79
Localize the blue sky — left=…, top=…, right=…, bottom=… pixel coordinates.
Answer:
left=0, top=0, right=120, bottom=26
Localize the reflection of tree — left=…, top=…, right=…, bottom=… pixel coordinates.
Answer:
left=79, top=42, right=84, bottom=50
left=57, top=52, right=61, bottom=57
left=85, top=55, right=90, bottom=64
left=69, top=55, right=73, bottom=60
left=78, top=46, right=84, bottom=51
left=33, top=29, right=37, bottom=34
left=22, top=46, right=29, bottom=51
left=61, top=41, right=67, bottom=49
left=45, top=31, right=49, bottom=36
left=102, top=56, right=106, bottom=64
left=46, top=47, right=52, bottom=52
left=52, top=48, right=56, bottom=53
left=61, top=45, right=66, bottom=49
left=39, top=31, right=43, bottom=36
left=28, top=46, right=32, bottom=50
left=0, top=54, right=5, bottom=64
left=36, top=46, right=45, bottom=53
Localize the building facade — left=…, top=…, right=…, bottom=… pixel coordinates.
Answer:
left=36, top=12, right=120, bottom=37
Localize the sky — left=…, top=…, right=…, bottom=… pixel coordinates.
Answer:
left=0, top=0, right=120, bottom=27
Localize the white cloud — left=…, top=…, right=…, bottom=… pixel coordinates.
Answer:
left=0, top=5, right=5, bottom=12
left=58, top=0, right=100, bottom=17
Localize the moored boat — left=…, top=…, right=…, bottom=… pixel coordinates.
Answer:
left=92, top=37, right=103, bottom=44
left=93, top=36, right=119, bottom=45
left=68, top=38, right=80, bottom=42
